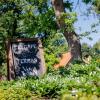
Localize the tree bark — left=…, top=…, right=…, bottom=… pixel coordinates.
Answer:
left=51, top=0, right=82, bottom=61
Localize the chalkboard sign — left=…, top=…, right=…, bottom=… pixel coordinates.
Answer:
left=6, top=38, right=46, bottom=80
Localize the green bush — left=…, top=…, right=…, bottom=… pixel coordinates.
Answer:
left=0, top=88, right=34, bottom=100
left=0, top=59, right=100, bottom=99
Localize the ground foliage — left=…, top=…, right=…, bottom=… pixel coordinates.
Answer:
left=0, top=58, right=100, bottom=99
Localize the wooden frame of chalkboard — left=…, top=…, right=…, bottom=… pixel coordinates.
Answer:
left=6, top=38, right=46, bottom=80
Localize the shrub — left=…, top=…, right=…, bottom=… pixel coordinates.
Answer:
left=0, top=59, right=100, bottom=99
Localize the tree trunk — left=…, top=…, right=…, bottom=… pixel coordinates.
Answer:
left=52, top=0, right=82, bottom=61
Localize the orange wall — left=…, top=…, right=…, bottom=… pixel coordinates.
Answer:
left=54, top=52, right=72, bottom=69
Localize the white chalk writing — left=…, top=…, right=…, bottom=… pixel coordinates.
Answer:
left=12, top=43, right=37, bottom=53
left=18, top=58, right=37, bottom=64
